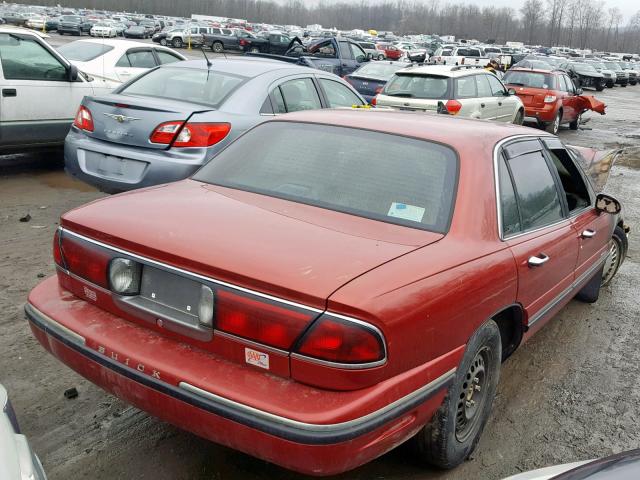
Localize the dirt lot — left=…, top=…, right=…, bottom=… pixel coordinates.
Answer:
left=1, top=84, right=639, bottom=480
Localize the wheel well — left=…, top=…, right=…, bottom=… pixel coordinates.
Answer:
left=492, top=305, right=524, bottom=361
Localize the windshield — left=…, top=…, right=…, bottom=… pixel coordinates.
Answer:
left=61, top=15, right=81, bottom=22
left=119, top=67, right=247, bottom=107
left=604, top=62, right=621, bottom=69
left=58, top=41, right=114, bottom=61
left=353, top=62, right=405, bottom=80
left=573, top=63, right=598, bottom=73
left=503, top=71, right=554, bottom=89
left=384, top=73, right=449, bottom=99
left=193, top=122, right=458, bottom=233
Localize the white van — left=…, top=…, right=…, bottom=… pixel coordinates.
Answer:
left=0, top=27, right=112, bottom=153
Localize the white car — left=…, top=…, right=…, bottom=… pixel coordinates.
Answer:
left=0, top=27, right=113, bottom=153
left=25, top=15, right=46, bottom=30
left=1, top=384, right=47, bottom=480
left=375, top=65, right=524, bottom=123
left=57, top=38, right=186, bottom=86
left=90, top=22, right=118, bottom=37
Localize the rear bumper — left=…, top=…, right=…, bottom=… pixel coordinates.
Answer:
left=523, top=103, right=557, bottom=124
left=25, top=277, right=455, bottom=475
left=64, top=128, right=210, bottom=192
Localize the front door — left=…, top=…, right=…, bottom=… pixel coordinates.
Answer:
left=114, top=48, right=156, bottom=83
left=0, top=32, right=93, bottom=148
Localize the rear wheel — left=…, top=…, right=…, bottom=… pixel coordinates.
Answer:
left=596, top=81, right=605, bottom=91
left=160, top=38, right=167, bottom=46
left=212, top=41, right=224, bottom=53
left=411, top=320, right=501, bottom=468
left=172, top=37, right=183, bottom=48
left=249, top=46, right=260, bottom=53
left=546, top=111, right=561, bottom=135
left=569, top=114, right=580, bottom=130
left=513, top=109, right=524, bottom=125
left=377, top=54, right=385, bottom=60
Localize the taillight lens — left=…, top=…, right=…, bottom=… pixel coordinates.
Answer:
left=295, top=315, right=385, bottom=364
left=445, top=99, right=463, bottom=115
left=59, top=233, right=112, bottom=288
left=53, top=229, right=63, bottom=267
left=544, top=95, right=557, bottom=103
left=108, top=258, right=141, bottom=295
left=239, top=39, right=247, bottom=46
left=73, top=105, right=94, bottom=132
left=371, top=96, right=377, bottom=106
left=215, top=289, right=316, bottom=350
left=150, top=122, right=230, bottom=147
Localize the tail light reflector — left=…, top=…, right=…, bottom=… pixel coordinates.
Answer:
left=544, top=95, right=557, bottom=103
left=295, top=315, right=385, bottom=364
left=445, top=99, right=463, bottom=115
left=371, top=95, right=377, bottom=106
left=150, top=122, right=231, bottom=147
left=215, top=290, right=316, bottom=350
left=58, top=232, right=112, bottom=289
left=73, top=105, right=94, bottom=132
left=53, top=229, right=63, bottom=267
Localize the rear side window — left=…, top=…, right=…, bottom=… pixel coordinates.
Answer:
left=119, top=67, right=247, bottom=107
left=498, top=156, right=522, bottom=236
left=505, top=150, right=564, bottom=232
left=456, top=76, right=477, bottom=98
left=384, top=74, right=449, bottom=99
left=319, top=78, right=363, bottom=107
left=194, top=123, right=458, bottom=233
left=156, top=50, right=182, bottom=65
left=125, top=50, right=156, bottom=68
left=278, top=78, right=322, bottom=112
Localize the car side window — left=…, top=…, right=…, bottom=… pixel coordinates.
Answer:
left=338, top=41, right=353, bottom=60
left=349, top=43, right=367, bottom=62
left=278, top=78, right=322, bottom=112
left=155, top=50, right=182, bottom=65
left=271, top=86, right=287, bottom=114
left=126, top=50, right=156, bottom=68
left=506, top=150, right=564, bottom=231
left=498, top=155, right=522, bottom=236
left=456, top=76, right=477, bottom=98
left=319, top=78, right=363, bottom=107
left=487, top=75, right=506, bottom=96
left=115, top=53, right=131, bottom=67
left=475, top=74, right=492, bottom=97
left=544, top=146, right=591, bottom=212
left=0, top=33, right=67, bottom=81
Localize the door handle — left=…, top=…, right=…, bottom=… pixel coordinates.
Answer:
left=528, top=253, right=550, bottom=267
left=498, top=102, right=503, bottom=106
left=581, top=229, right=596, bottom=238
left=480, top=103, right=485, bottom=108
left=2, top=88, right=16, bottom=97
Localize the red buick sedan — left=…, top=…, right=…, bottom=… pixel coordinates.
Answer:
left=26, top=110, right=627, bottom=475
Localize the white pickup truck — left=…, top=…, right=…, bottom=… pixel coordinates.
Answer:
left=431, top=46, right=491, bottom=67
left=0, top=27, right=113, bottom=153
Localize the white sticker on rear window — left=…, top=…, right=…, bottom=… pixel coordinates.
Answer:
left=387, top=202, right=425, bottom=222
left=245, top=348, right=269, bottom=370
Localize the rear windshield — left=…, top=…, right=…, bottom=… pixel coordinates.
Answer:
left=503, top=71, right=553, bottom=89
left=58, top=41, right=114, bottom=61
left=353, top=62, right=405, bottom=80
left=61, top=16, right=81, bottom=22
left=118, top=67, right=247, bottom=107
left=194, top=123, right=458, bottom=233
left=383, top=73, right=449, bottom=99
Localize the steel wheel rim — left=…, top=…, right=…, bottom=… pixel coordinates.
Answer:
left=455, top=347, right=491, bottom=442
left=553, top=114, right=560, bottom=133
left=602, top=240, right=620, bottom=285
left=214, top=43, right=223, bottom=53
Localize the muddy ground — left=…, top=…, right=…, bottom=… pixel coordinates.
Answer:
left=1, top=85, right=639, bottom=480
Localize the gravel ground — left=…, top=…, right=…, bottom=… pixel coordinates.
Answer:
left=0, top=56, right=639, bottom=480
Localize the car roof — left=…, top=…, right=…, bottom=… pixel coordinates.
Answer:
left=508, top=67, right=557, bottom=75
left=274, top=109, right=547, bottom=149
left=394, top=65, right=488, bottom=77
left=164, top=58, right=318, bottom=76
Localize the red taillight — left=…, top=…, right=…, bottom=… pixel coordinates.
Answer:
left=239, top=39, right=247, bottom=46
left=73, top=105, right=94, bottom=132
left=150, top=122, right=230, bottom=147
left=53, top=229, right=63, bottom=267
left=445, top=99, right=463, bottom=115
left=215, top=290, right=316, bottom=350
left=296, top=315, right=385, bottom=364
left=374, top=86, right=383, bottom=95
left=371, top=96, right=377, bottom=106
left=59, top=233, right=112, bottom=288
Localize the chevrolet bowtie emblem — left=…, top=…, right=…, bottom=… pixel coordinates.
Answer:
left=104, top=113, right=140, bottom=123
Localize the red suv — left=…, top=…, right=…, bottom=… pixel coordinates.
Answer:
left=503, top=68, right=605, bottom=134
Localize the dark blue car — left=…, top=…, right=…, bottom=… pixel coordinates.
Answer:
left=344, top=61, right=409, bottom=103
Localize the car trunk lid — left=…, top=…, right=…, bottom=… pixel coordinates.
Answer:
left=81, top=94, right=213, bottom=149
left=508, top=86, right=549, bottom=107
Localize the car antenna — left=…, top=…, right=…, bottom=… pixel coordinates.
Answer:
left=200, top=46, right=213, bottom=68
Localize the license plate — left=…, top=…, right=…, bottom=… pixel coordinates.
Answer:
left=97, top=155, right=126, bottom=176
left=140, top=266, right=202, bottom=317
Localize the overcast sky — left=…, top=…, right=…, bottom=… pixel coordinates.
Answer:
left=309, top=0, right=637, bottom=22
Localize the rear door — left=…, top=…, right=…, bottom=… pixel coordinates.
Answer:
left=558, top=74, right=578, bottom=122
left=455, top=74, right=488, bottom=119
left=498, top=139, right=578, bottom=330
left=268, top=77, right=322, bottom=113
left=474, top=73, right=498, bottom=120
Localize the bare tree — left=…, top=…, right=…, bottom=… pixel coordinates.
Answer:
left=521, top=0, right=544, bottom=45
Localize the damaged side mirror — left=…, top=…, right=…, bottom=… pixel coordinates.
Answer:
left=595, top=193, right=622, bottom=215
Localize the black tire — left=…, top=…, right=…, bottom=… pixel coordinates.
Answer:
left=160, top=38, right=167, bottom=46
left=411, top=320, right=501, bottom=469
left=596, top=82, right=605, bottom=91
left=377, top=54, right=385, bottom=60
left=621, top=83, right=627, bottom=87
left=513, top=109, right=524, bottom=125
left=569, top=115, right=579, bottom=130
left=546, top=111, right=561, bottom=135
left=172, top=37, right=183, bottom=48
left=212, top=41, right=224, bottom=53
left=249, top=46, right=261, bottom=54
left=601, top=225, right=628, bottom=287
